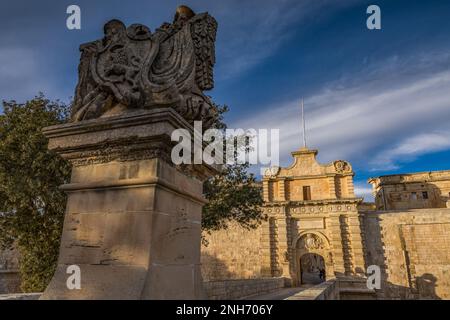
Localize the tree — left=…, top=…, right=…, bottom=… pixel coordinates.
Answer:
left=202, top=162, right=264, bottom=232
left=0, top=95, right=265, bottom=290
left=201, top=104, right=266, bottom=242
left=0, top=95, right=71, bottom=292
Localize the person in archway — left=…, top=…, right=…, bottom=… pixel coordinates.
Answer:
left=319, top=268, right=326, bottom=281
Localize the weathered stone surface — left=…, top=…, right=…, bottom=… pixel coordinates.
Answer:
left=203, top=278, right=285, bottom=300
left=41, top=109, right=214, bottom=300
left=369, top=170, right=450, bottom=210
left=71, top=5, right=218, bottom=128
left=261, top=148, right=365, bottom=283
left=201, top=221, right=263, bottom=281
left=201, top=146, right=450, bottom=300
left=38, top=5, right=219, bottom=300
left=202, top=147, right=365, bottom=287
left=363, top=208, right=450, bottom=299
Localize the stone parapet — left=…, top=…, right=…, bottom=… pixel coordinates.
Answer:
left=285, top=279, right=339, bottom=300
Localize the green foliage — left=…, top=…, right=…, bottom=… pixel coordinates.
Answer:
left=0, top=95, right=264, bottom=287
left=202, top=162, right=265, bottom=234
left=0, top=95, right=71, bottom=292
left=202, top=104, right=266, bottom=241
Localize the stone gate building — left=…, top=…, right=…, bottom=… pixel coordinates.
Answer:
left=369, top=171, right=450, bottom=210
left=2, top=146, right=450, bottom=299
left=259, top=147, right=365, bottom=285
left=201, top=146, right=450, bottom=300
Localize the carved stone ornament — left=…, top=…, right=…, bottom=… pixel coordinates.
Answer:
left=298, top=233, right=325, bottom=250
left=71, top=5, right=218, bottom=128
left=264, top=166, right=280, bottom=177
left=334, top=160, right=352, bottom=173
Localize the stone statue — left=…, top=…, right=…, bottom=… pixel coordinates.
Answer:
left=41, top=6, right=219, bottom=299
left=71, top=5, right=218, bottom=128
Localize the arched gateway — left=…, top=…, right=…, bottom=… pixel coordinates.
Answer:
left=293, top=232, right=333, bottom=285
left=261, top=147, right=366, bottom=285
left=300, top=253, right=325, bottom=284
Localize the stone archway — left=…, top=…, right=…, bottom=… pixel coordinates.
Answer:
left=300, top=253, right=326, bottom=284
left=293, top=232, right=334, bottom=286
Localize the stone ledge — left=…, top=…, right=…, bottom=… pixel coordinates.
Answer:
left=0, top=293, right=41, bottom=300
left=61, top=176, right=207, bottom=205
left=0, top=270, right=19, bottom=274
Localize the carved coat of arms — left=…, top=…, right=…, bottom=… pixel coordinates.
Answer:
left=334, top=160, right=352, bottom=174
left=71, top=6, right=218, bottom=128
left=298, top=234, right=325, bottom=250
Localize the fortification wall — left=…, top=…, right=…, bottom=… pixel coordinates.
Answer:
left=363, top=208, right=450, bottom=299
left=201, top=222, right=263, bottom=281
left=204, top=278, right=285, bottom=300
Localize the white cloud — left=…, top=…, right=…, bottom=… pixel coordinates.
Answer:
left=371, top=131, right=450, bottom=170
left=233, top=52, right=450, bottom=173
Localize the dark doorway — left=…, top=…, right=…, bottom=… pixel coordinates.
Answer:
left=300, top=253, right=325, bottom=284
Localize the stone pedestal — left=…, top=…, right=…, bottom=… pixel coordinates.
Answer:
left=40, top=108, right=215, bottom=300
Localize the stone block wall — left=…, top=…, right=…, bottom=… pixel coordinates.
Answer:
left=363, top=208, right=450, bottom=299
left=203, top=277, right=285, bottom=300
left=201, top=222, right=263, bottom=280
left=0, top=247, right=21, bottom=294
left=369, top=171, right=450, bottom=210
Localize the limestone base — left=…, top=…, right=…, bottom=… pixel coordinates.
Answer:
left=40, top=109, right=212, bottom=299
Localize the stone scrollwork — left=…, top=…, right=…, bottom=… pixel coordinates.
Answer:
left=71, top=5, right=218, bottom=128
left=264, top=166, right=280, bottom=178
left=334, top=160, right=352, bottom=174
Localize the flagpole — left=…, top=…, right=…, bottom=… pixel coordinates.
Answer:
left=301, top=98, right=307, bottom=148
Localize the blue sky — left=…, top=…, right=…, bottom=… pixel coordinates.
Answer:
left=1, top=0, right=450, bottom=200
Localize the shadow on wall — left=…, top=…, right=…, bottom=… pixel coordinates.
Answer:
left=200, top=252, right=239, bottom=281
left=415, top=273, right=441, bottom=300
left=377, top=274, right=441, bottom=300
left=362, top=211, right=444, bottom=300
